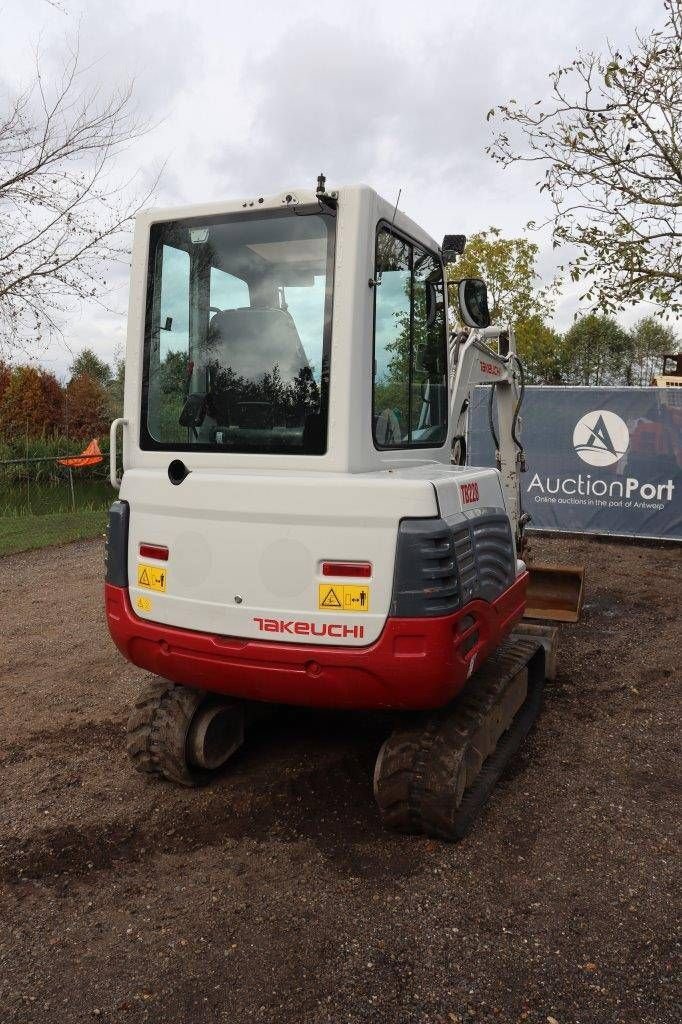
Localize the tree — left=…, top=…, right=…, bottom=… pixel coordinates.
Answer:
left=487, top=1, right=682, bottom=314
left=65, top=373, right=110, bottom=438
left=446, top=228, right=562, bottom=382
left=0, top=364, right=63, bottom=437
left=69, top=347, right=112, bottom=387
left=0, top=41, right=155, bottom=352
left=0, top=360, right=10, bottom=404
left=160, top=350, right=190, bottom=395
left=446, top=228, right=555, bottom=326
left=625, top=316, right=679, bottom=385
left=561, top=315, right=632, bottom=385
left=377, top=253, right=447, bottom=430
left=289, top=365, right=321, bottom=421
left=515, top=316, right=566, bottom=384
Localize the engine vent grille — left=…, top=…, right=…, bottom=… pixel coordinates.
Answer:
left=391, top=519, right=460, bottom=617
left=452, top=526, right=477, bottom=601
left=391, top=510, right=516, bottom=618
left=453, top=510, right=516, bottom=604
left=472, top=516, right=516, bottom=599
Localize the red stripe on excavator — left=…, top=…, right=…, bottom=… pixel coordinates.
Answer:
left=105, top=573, right=527, bottom=711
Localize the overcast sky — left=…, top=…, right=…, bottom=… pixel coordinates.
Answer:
left=2, top=0, right=673, bottom=379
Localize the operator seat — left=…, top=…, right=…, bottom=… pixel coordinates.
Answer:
left=207, top=307, right=310, bottom=382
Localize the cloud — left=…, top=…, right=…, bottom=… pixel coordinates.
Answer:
left=2, top=0, right=676, bottom=377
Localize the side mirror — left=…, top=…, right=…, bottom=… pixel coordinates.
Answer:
left=457, top=278, right=491, bottom=329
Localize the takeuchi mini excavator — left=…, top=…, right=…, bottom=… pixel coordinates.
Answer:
left=105, top=178, right=578, bottom=840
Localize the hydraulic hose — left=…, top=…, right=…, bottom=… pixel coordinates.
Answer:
left=510, top=352, right=525, bottom=457
left=487, top=383, right=499, bottom=453
left=487, top=351, right=526, bottom=467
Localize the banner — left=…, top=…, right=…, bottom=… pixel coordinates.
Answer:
left=467, top=386, right=682, bottom=541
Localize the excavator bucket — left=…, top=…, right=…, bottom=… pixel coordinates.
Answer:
left=524, top=563, right=585, bottom=623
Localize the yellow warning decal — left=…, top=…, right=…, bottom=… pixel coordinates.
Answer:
left=136, top=595, right=153, bottom=613
left=343, top=585, right=370, bottom=612
left=319, top=584, right=343, bottom=609
left=318, top=583, right=370, bottom=612
left=137, top=563, right=167, bottom=592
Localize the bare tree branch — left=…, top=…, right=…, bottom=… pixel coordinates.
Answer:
left=0, top=37, right=158, bottom=351
left=487, top=0, right=682, bottom=315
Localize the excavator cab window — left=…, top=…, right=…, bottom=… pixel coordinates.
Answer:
left=373, top=225, right=448, bottom=450
left=140, top=207, right=335, bottom=454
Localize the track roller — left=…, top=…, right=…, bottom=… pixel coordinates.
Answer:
left=126, top=680, right=245, bottom=787
left=373, top=638, right=545, bottom=841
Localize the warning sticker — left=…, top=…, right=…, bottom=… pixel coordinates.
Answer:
left=318, top=583, right=370, bottom=612
left=319, top=585, right=343, bottom=609
left=137, top=563, right=167, bottom=592
left=343, top=585, right=370, bottom=612
left=136, top=595, right=153, bottom=613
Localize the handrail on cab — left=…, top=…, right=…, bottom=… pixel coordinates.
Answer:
left=109, top=418, right=128, bottom=489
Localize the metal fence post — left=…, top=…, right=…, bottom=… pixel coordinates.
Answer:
left=25, top=422, right=30, bottom=514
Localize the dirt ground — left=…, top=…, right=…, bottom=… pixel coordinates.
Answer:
left=0, top=535, right=679, bottom=1024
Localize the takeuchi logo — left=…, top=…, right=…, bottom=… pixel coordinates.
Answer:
left=572, top=410, right=630, bottom=467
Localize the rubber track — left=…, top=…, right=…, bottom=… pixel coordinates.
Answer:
left=373, top=637, right=545, bottom=841
left=126, top=680, right=208, bottom=787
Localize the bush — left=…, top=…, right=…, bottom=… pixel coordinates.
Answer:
left=0, top=365, right=64, bottom=437
left=65, top=374, right=110, bottom=438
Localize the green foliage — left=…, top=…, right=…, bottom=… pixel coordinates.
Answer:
left=0, top=350, right=123, bottom=443
left=69, top=348, right=112, bottom=387
left=207, top=362, right=321, bottom=425
left=446, top=228, right=564, bottom=384
left=488, top=1, right=682, bottom=314
left=515, top=316, right=565, bottom=384
left=374, top=239, right=447, bottom=444
left=625, top=317, right=679, bottom=386
left=561, top=315, right=633, bottom=386
left=0, top=433, right=110, bottom=492
left=0, top=433, right=109, bottom=462
left=153, top=351, right=193, bottom=442
left=160, top=350, right=190, bottom=395
left=445, top=228, right=680, bottom=386
left=446, top=228, right=554, bottom=326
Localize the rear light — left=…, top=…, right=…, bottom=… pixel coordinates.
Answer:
left=105, top=500, right=129, bottom=587
left=139, top=543, right=169, bottom=561
left=322, top=561, right=372, bottom=578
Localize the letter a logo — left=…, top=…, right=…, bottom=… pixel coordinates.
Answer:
left=573, top=410, right=629, bottom=467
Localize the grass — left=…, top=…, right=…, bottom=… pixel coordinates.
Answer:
left=0, top=434, right=113, bottom=556
left=0, top=478, right=112, bottom=516
left=0, top=434, right=110, bottom=462
left=0, top=509, right=107, bottom=557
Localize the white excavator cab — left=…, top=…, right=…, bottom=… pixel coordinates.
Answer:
left=109, top=183, right=522, bottom=653
left=119, top=183, right=474, bottom=471
left=106, top=181, right=570, bottom=840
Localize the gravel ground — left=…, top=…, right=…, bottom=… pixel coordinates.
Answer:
left=0, top=535, right=679, bottom=1024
